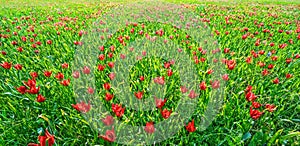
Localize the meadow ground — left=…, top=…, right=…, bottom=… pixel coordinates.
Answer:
left=0, top=0, right=299, bottom=145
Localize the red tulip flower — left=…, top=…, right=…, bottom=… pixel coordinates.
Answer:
left=249, top=107, right=263, bottom=120
left=222, top=58, right=227, bottom=64
left=108, top=72, right=115, bottom=80
left=164, top=62, right=171, bottom=69
left=37, top=94, right=46, bottom=102
left=26, top=86, right=40, bottom=94
left=252, top=53, right=258, bottom=58
left=252, top=101, right=261, bottom=108
left=21, top=36, right=27, bottom=42
left=178, top=48, right=183, bottom=52
left=222, top=74, right=229, bottom=81
left=17, top=47, right=23, bottom=52
left=188, top=90, right=198, bottom=99
left=24, top=79, right=36, bottom=87
left=259, top=50, right=265, bottom=55
left=167, top=69, right=173, bottom=76
left=28, top=129, right=55, bottom=146
left=242, top=34, right=247, bottom=40
left=98, top=65, right=105, bottom=71
left=180, top=86, right=188, bottom=93
left=60, top=79, right=70, bottom=86
left=16, top=86, right=27, bottom=94
left=1, top=62, right=12, bottom=69
left=193, top=58, right=199, bottom=64
left=271, top=56, right=278, bottom=61
left=1, top=51, right=6, bottom=55
left=139, top=76, right=145, bottom=81
left=72, top=101, right=91, bottom=113
left=185, top=119, right=196, bottom=133
left=98, top=54, right=105, bottom=61
left=72, top=71, right=80, bottom=78
left=14, top=64, right=22, bottom=70
left=265, top=104, right=276, bottom=112
left=154, top=76, right=165, bottom=85
left=62, top=63, right=69, bottom=69
left=103, top=83, right=111, bottom=90
left=87, top=87, right=94, bottom=94
left=112, top=103, right=125, bottom=117
left=142, top=50, right=147, bottom=56
left=199, top=81, right=207, bottom=90
left=105, top=93, right=114, bottom=101
left=120, top=54, right=126, bottom=59
left=78, top=30, right=83, bottom=37
left=99, top=46, right=104, bottom=51
left=245, top=91, right=257, bottom=102
left=32, top=44, right=37, bottom=48
left=144, top=122, right=155, bottom=134
left=226, top=60, right=236, bottom=70
left=215, top=30, right=220, bottom=35
left=245, top=85, right=253, bottom=92
left=36, top=41, right=42, bottom=46
left=46, top=40, right=52, bottom=45
left=279, top=43, right=287, bottom=49
left=224, top=48, right=230, bottom=53
left=99, top=127, right=116, bottom=142
left=262, top=69, right=269, bottom=76
left=161, top=109, right=172, bottom=119
left=211, top=80, right=220, bottom=89
left=286, top=58, right=292, bottom=64
left=255, top=40, right=260, bottom=46
left=55, top=73, right=64, bottom=80
left=273, top=78, right=279, bottom=84
left=207, top=69, right=213, bottom=74
left=11, top=40, right=18, bottom=45
left=74, top=41, right=79, bottom=45
left=83, top=66, right=91, bottom=74
left=108, top=62, right=115, bottom=68
left=155, top=97, right=167, bottom=109
left=258, top=61, right=265, bottom=68
left=130, top=28, right=135, bottom=33
left=134, top=91, right=144, bottom=99
left=268, top=64, right=274, bottom=69
left=286, top=73, right=292, bottom=79
left=108, top=52, right=113, bottom=58
left=44, top=71, right=52, bottom=77
left=102, top=115, right=114, bottom=126
left=30, top=72, right=38, bottom=79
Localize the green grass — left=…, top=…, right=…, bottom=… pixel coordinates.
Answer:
left=0, top=0, right=300, bottom=145
left=1, top=0, right=300, bottom=7
left=165, top=0, right=300, bottom=5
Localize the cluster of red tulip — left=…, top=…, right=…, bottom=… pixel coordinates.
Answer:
left=244, top=85, right=276, bottom=120
left=28, top=129, right=55, bottom=146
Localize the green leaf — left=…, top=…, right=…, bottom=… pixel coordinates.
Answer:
left=268, top=129, right=283, bottom=146
left=37, top=127, right=44, bottom=135
left=242, top=132, right=252, bottom=141
left=249, top=131, right=264, bottom=146
left=281, top=132, right=300, bottom=139
left=291, top=119, right=300, bottom=122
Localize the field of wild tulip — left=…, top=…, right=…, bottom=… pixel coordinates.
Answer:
left=0, top=0, right=300, bottom=145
